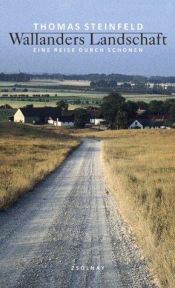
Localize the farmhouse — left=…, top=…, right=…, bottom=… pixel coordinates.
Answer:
left=14, top=107, right=62, bottom=124
left=89, top=107, right=105, bottom=126
left=129, top=119, right=164, bottom=129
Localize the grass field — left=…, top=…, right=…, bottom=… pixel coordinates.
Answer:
left=102, top=130, right=175, bottom=288
left=0, top=123, right=79, bottom=209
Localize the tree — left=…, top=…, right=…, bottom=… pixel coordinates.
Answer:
left=169, top=102, right=175, bottom=123
left=149, top=100, right=164, bottom=116
left=101, top=92, right=126, bottom=128
left=74, top=109, right=88, bottom=128
left=24, top=104, right=33, bottom=108
left=56, top=100, right=68, bottom=110
left=115, top=110, right=128, bottom=129
left=163, top=99, right=175, bottom=114
left=136, top=101, right=149, bottom=110
left=125, top=101, right=138, bottom=118
left=0, top=104, right=13, bottom=109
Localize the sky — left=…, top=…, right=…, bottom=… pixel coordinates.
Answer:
left=0, top=0, right=175, bottom=76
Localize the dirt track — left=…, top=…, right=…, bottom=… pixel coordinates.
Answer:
left=0, top=139, right=156, bottom=288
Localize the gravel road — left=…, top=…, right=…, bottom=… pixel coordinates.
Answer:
left=0, top=139, right=157, bottom=288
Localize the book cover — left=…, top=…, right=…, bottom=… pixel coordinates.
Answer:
left=0, top=1, right=174, bottom=287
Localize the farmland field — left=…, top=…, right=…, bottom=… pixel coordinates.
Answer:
left=1, top=80, right=175, bottom=109
left=0, top=81, right=105, bottom=107
left=0, top=97, right=102, bottom=109
left=0, top=91, right=105, bottom=97
left=123, top=93, right=175, bottom=102
left=1, top=92, right=175, bottom=109
left=29, top=79, right=91, bottom=86
left=0, top=79, right=91, bottom=87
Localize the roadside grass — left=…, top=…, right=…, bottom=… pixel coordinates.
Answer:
left=0, top=123, right=79, bottom=209
left=44, top=126, right=102, bottom=137
left=102, top=129, right=175, bottom=287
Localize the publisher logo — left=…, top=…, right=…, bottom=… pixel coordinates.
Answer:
left=71, top=265, right=105, bottom=271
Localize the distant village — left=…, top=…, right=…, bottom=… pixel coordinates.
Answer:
left=9, top=93, right=175, bottom=130
left=11, top=105, right=106, bottom=128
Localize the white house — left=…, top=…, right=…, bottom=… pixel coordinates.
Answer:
left=56, top=119, right=74, bottom=127
left=14, top=109, right=25, bottom=123
left=48, top=116, right=74, bottom=127
left=129, top=120, right=144, bottom=129
left=90, top=118, right=105, bottom=125
left=13, top=107, right=62, bottom=124
left=129, top=119, right=164, bottom=129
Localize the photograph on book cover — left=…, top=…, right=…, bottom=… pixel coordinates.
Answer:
left=0, top=0, right=175, bottom=287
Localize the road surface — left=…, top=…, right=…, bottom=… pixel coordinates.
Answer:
left=0, top=139, right=156, bottom=288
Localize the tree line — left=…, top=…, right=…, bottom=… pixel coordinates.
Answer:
left=1, top=73, right=175, bottom=83
left=56, top=93, right=175, bottom=129
left=101, top=93, right=175, bottom=129
left=0, top=73, right=31, bottom=82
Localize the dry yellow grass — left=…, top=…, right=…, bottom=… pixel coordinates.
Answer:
left=44, top=126, right=123, bottom=138
left=102, top=129, right=175, bottom=287
left=0, top=123, right=79, bottom=209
